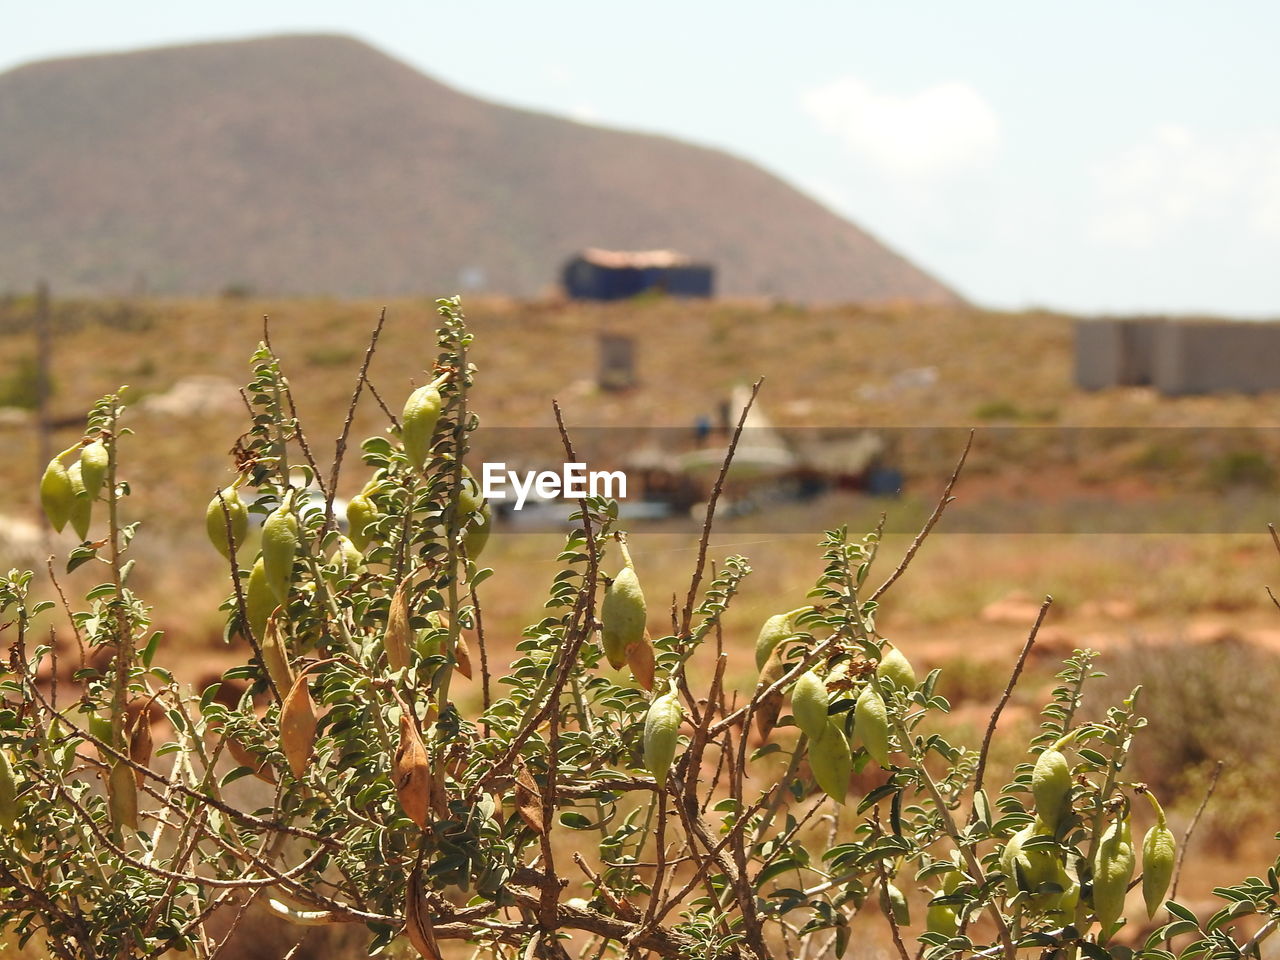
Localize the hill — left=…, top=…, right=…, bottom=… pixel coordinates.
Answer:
left=0, top=34, right=958, bottom=302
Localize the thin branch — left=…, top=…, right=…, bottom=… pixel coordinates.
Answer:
left=278, top=376, right=328, bottom=508
left=470, top=578, right=493, bottom=728
left=870, top=429, right=973, bottom=602
left=1170, top=759, right=1224, bottom=902
left=366, top=378, right=400, bottom=429
left=973, top=595, right=1052, bottom=795
left=876, top=860, right=912, bottom=960
left=325, top=306, right=388, bottom=523
left=679, top=379, right=763, bottom=638
left=216, top=489, right=279, bottom=702
left=1240, top=913, right=1280, bottom=959
left=44, top=557, right=85, bottom=670
left=551, top=397, right=602, bottom=622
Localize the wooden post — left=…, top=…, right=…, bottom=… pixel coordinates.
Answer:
left=598, top=333, right=637, bottom=391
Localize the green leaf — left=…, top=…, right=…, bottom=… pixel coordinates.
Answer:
left=1165, top=901, right=1198, bottom=923
left=756, top=857, right=802, bottom=886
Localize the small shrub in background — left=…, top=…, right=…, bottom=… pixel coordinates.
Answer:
left=1096, top=638, right=1280, bottom=853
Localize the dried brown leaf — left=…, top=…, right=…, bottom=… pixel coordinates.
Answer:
left=280, top=674, right=317, bottom=779
left=385, top=581, right=414, bottom=672
left=514, top=763, right=545, bottom=835
left=625, top=632, right=655, bottom=691
left=454, top=634, right=473, bottom=680
left=394, top=713, right=432, bottom=828
left=404, top=863, right=443, bottom=959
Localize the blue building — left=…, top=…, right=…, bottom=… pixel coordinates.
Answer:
left=562, top=248, right=714, bottom=301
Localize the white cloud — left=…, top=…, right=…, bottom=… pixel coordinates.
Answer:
left=1090, top=124, right=1280, bottom=248
left=800, top=76, right=1001, bottom=179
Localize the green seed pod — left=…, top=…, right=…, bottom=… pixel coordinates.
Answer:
left=79, top=439, right=109, bottom=498
left=926, top=901, right=959, bottom=938
left=45, top=714, right=76, bottom=775
left=88, top=714, right=113, bottom=747
left=261, top=498, right=300, bottom=603
left=927, top=863, right=963, bottom=936
left=790, top=670, right=830, bottom=740
left=1045, top=872, right=1081, bottom=923
left=463, top=501, right=492, bottom=559
left=418, top=610, right=450, bottom=660
left=885, top=883, right=910, bottom=926
left=1091, top=817, right=1135, bottom=930
left=876, top=644, right=917, bottom=691
left=346, top=492, right=379, bottom=551
left=244, top=558, right=278, bottom=643
left=67, top=461, right=92, bottom=540
left=108, top=759, right=138, bottom=831
left=328, top=534, right=365, bottom=580
left=402, top=381, right=443, bottom=471
left=854, top=684, right=892, bottom=767
left=643, top=691, right=683, bottom=787
left=206, top=484, right=249, bottom=560
left=0, top=749, right=18, bottom=831
left=1142, top=793, right=1176, bottom=919
left=457, top=466, right=483, bottom=516
left=1000, top=824, right=1032, bottom=892
left=601, top=563, right=646, bottom=670
left=40, top=453, right=75, bottom=531
left=1031, top=744, right=1073, bottom=833
left=809, top=716, right=852, bottom=804
left=754, top=606, right=812, bottom=671
left=1007, top=820, right=1078, bottom=916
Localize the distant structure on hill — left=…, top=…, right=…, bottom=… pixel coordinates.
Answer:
left=1076, top=318, right=1280, bottom=395
left=562, top=249, right=714, bottom=301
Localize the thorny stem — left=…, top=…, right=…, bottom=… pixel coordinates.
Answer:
left=1170, top=759, right=1223, bottom=904
left=325, top=306, right=387, bottom=526
left=679, top=379, right=762, bottom=639
left=895, top=716, right=1016, bottom=958
left=973, top=596, right=1051, bottom=797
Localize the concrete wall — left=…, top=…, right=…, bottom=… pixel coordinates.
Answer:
left=1075, top=319, right=1163, bottom=389
left=1154, top=322, right=1280, bottom=395
left=1075, top=320, right=1125, bottom=390
left=1076, top=318, right=1280, bottom=395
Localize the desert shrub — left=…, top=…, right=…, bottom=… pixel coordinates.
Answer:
left=1205, top=451, right=1276, bottom=491
left=1094, top=638, right=1280, bottom=851
left=0, top=354, right=48, bottom=409
left=4, top=298, right=1280, bottom=959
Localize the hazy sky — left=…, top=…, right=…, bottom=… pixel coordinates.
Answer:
left=5, top=2, right=1278, bottom=316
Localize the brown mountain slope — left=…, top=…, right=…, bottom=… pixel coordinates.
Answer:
left=0, top=34, right=959, bottom=302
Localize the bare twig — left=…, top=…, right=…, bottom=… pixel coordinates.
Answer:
left=215, top=489, right=279, bottom=702
left=870, top=429, right=973, bottom=602
left=44, top=557, right=85, bottom=670
left=973, top=595, right=1052, bottom=796
left=469, top=577, right=493, bottom=727
left=1170, top=759, right=1224, bottom=902
left=325, top=306, right=388, bottom=523
left=679, top=379, right=763, bottom=638
left=876, top=858, right=912, bottom=960
left=1240, top=914, right=1280, bottom=959
left=366, top=378, right=400, bottom=429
